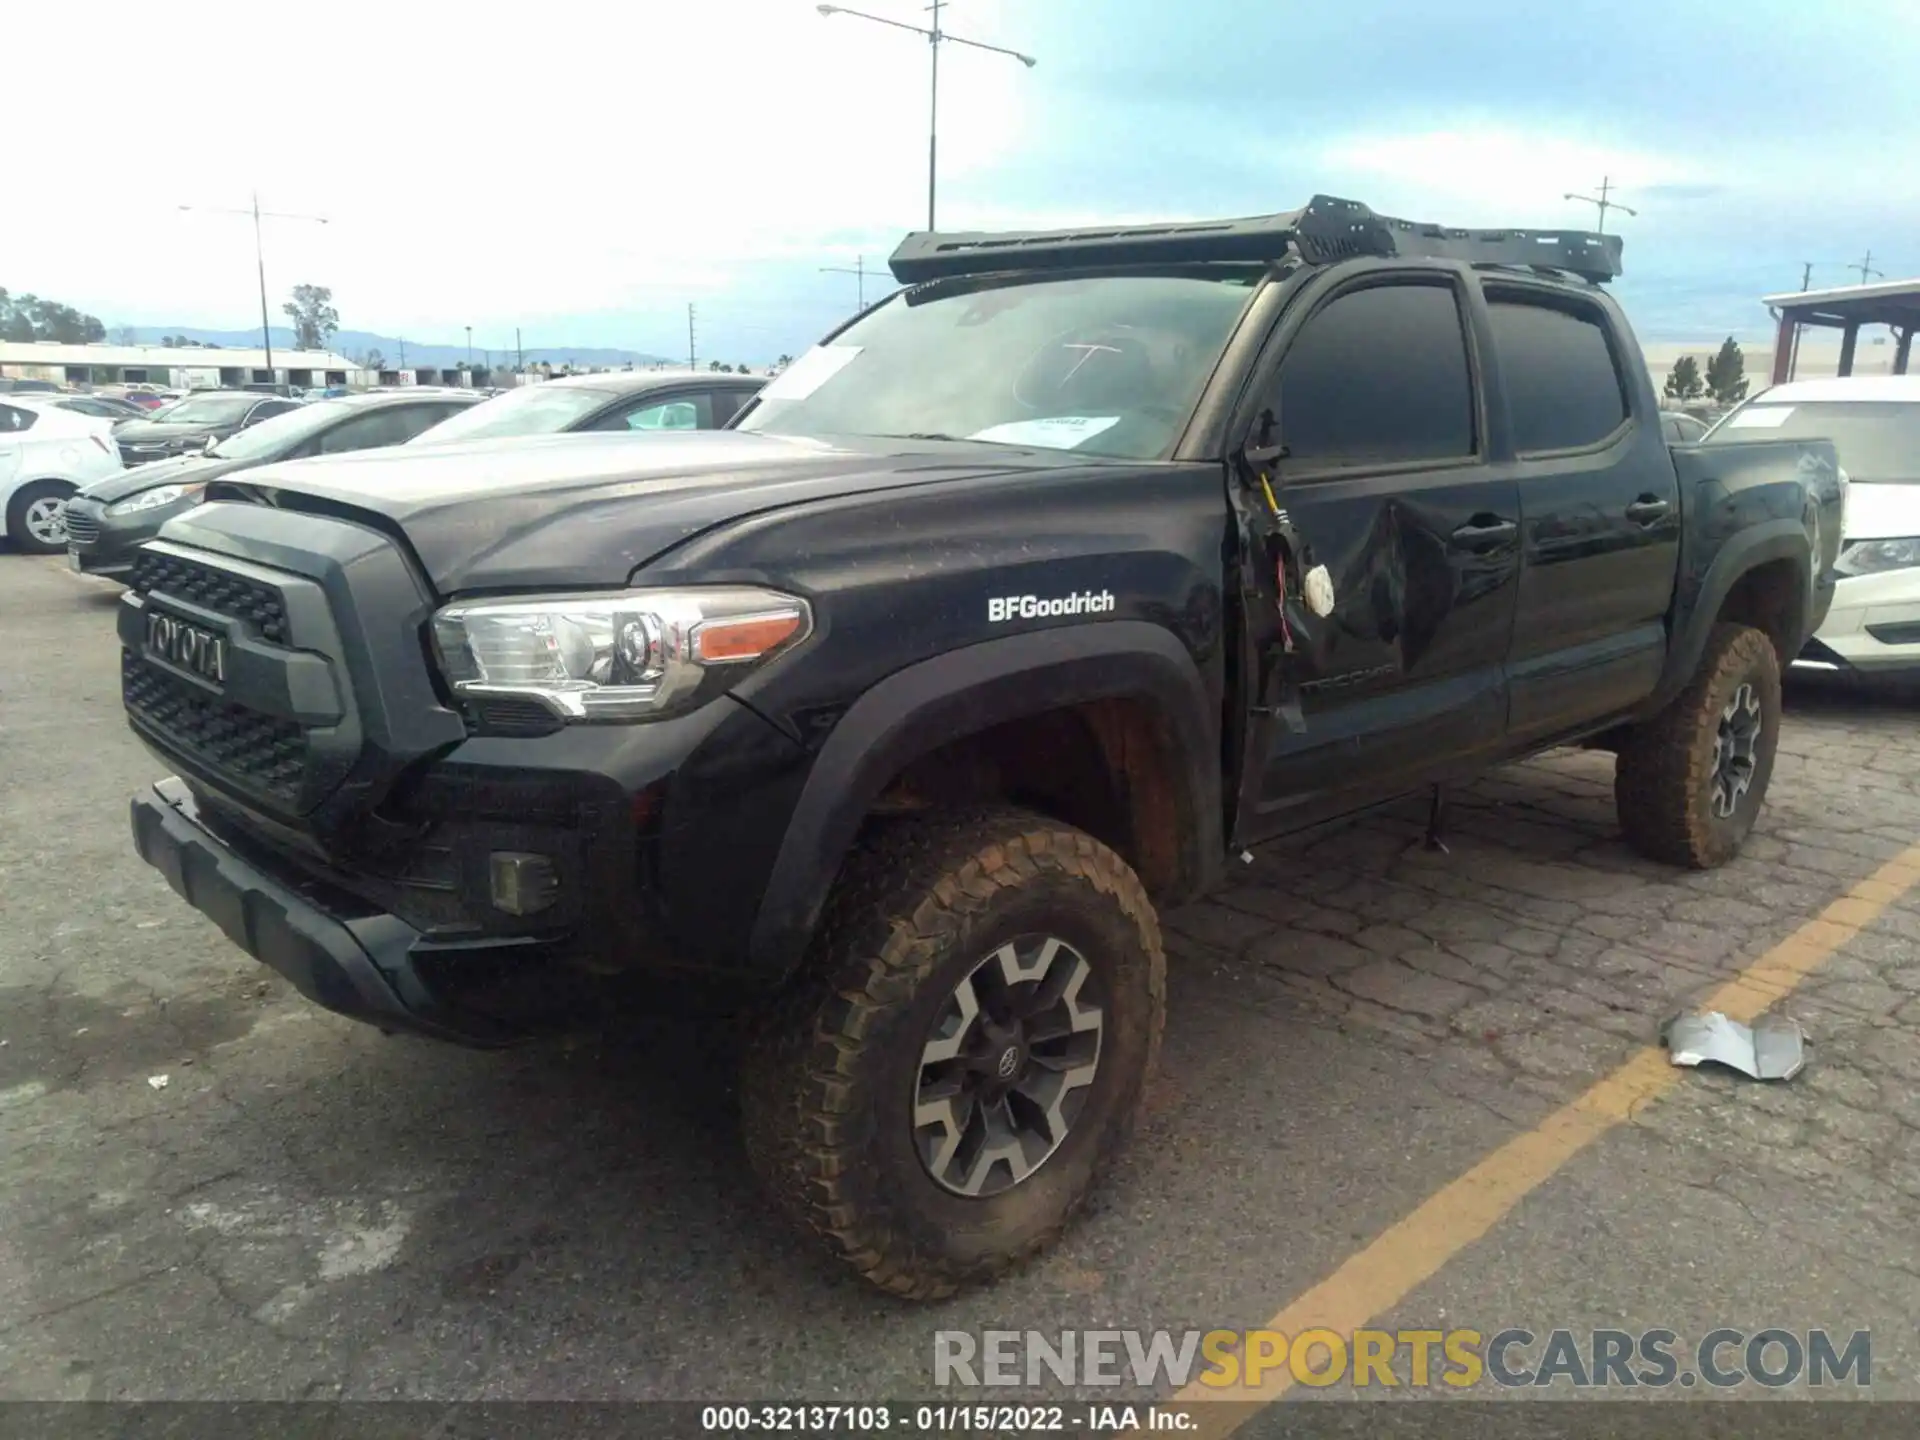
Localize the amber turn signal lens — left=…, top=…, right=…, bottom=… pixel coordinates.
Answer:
left=692, top=612, right=804, bottom=663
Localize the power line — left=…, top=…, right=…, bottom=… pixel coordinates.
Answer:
left=821, top=255, right=872, bottom=310
left=1562, top=176, right=1637, bottom=235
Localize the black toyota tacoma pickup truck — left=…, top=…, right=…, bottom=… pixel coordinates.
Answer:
left=119, top=197, right=1842, bottom=1298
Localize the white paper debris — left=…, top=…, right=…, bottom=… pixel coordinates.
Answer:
left=1662, top=1011, right=1806, bottom=1081
left=147, top=1074, right=170, bottom=1091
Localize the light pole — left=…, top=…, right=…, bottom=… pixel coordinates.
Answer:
left=178, top=191, right=328, bottom=380
left=465, top=325, right=473, bottom=371
left=817, top=2, right=1035, bottom=231
left=1562, top=176, right=1637, bottom=235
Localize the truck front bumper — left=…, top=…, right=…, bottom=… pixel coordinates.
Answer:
left=131, top=777, right=543, bottom=1046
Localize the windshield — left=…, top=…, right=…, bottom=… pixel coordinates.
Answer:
left=737, top=269, right=1263, bottom=460
left=409, top=382, right=615, bottom=443
left=208, top=398, right=358, bottom=460
left=158, top=393, right=257, bottom=426
left=1706, top=399, right=1920, bottom=482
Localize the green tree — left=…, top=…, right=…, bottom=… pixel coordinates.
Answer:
left=708, top=359, right=722, bottom=372
left=281, top=284, right=340, bottom=350
left=1662, top=354, right=1705, bottom=402
left=0, top=290, right=106, bottom=343
left=364, top=348, right=385, bottom=370
left=776, top=353, right=793, bottom=369
left=1705, top=337, right=1749, bottom=406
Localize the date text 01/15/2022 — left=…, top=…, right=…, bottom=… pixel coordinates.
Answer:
left=698, top=1403, right=1194, bottom=1432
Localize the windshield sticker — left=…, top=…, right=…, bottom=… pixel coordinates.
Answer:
left=760, top=345, right=863, bottom=401
left=1726, top=407, right=1793, bottom=429
left=969, top=416, right=1122, bottom=449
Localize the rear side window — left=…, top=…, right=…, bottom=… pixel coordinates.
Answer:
left=1487, top=296, right=1630, bottom=453
left=0, top=403, right=36, bottom=433
left=1274, top=282, right=1475, bottom=467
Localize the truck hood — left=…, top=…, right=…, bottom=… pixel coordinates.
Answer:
left=79, top=451, right=251, bottom=503
left=208, top=430, right=1081, bottom=593
left=1841, top=480, right=1920, bottom=541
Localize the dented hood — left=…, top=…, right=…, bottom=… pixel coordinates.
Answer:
left=208, top=429, right=1069, bottom=594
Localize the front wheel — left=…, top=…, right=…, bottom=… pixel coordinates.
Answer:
left=6, top=480, right=76, bottom=554
left=740, top=808, right=1164, bottom=1299
left=1615, top=622, right=1782, bottom=868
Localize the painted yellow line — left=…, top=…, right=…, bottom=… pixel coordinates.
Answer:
left=1176, top=844, right=1920, bottom=1434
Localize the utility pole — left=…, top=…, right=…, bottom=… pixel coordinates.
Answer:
left=687, top=303, right=697, bottom=372
left=177, top=190, right=328, bottom=382
left=817, top=2, right=1036, bottom=232
left=1562, top=176, right=1637, bottom=234
left=821, top=255, right=871, bottom=311
left=515, top=327, right=523, bottom=373
left=464, top=325, right=473, bottom=370
left=398, top=337, right=406, bottom=368
left=1801, top=262, right=1814, bottom=291
left=1854, top=250, right=1884, bottom=285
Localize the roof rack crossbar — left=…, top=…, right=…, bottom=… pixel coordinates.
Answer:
left=888, top=194, right=1624, bottom=286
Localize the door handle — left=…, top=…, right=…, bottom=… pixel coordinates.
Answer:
left=1625, top=496, right=1671, bottom=524
left=1450, top=516, right=1517, bottom=548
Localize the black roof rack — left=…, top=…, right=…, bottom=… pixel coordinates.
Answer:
left=888, top=194, right=1623, bottom=287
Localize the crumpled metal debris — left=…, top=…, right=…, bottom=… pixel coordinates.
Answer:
left=1661, top=1011, right=1807, bottom=1081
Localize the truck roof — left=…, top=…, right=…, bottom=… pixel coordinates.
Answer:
left=1757, top=375, right=1920, bottom=404
left=888, top=194, right=1623, bottom=288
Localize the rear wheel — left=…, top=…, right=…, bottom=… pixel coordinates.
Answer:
left=1615, top=622, right=1782, bottom=868
left=740, top=808, right=1164, bottom=1299
left=6, top=480, right=76, bottom=554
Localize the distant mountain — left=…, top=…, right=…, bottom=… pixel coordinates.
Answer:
left=118, top=325, right=670, bottom=370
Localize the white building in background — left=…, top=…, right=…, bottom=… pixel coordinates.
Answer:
left=0, top=340, right=363, bottom=390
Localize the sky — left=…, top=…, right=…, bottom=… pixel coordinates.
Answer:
left=9, top=0, right=1919, bottom=362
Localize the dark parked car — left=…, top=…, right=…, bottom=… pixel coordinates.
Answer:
left=110, top=390, right=303, bottom=467
left=64, top=390, right=482, bottom=577
left=117, top=196, right=1840, bottom=1298
left=409, top=370, right=762, bottom=444
left=48, top=394, right=149, bottom=423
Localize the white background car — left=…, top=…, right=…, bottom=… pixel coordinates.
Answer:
left=0, top=397, right=124, bottom=554
left=1705, top=375, right=1920, bottom=675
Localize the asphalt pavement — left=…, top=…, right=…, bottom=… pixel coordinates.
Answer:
left=4, top=548, right=1920, bottom=1421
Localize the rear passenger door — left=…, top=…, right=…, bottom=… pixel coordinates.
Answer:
left=1232, top=268, right=1523, bottom=842
left=1481, top=281, right=1681, bottom=743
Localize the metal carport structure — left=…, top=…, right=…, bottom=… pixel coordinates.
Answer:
left=1766, top=277, right=1920, bottom=383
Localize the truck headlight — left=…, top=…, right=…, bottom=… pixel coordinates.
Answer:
left=1837, top=538, right=1920, bottom=577
left=106, top=483, right=205, bottom=516
left=430, top=587, right=812, bottom=722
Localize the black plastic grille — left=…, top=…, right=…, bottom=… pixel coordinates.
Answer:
left=131, top=551, right=289, bottom=643
left=123, top=652, right=305, bottom=803
left=62, top=506, right=100, bottom=544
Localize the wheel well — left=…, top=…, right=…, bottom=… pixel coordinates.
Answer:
left=867, top=698, right=1187, bottom=898
left=1716, top=558, right=1800, bottom=664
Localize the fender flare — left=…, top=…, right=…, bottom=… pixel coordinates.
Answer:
left=1646, top=519, right=1811, bottom=713
left=747, top=621, right=1223, bottom=978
